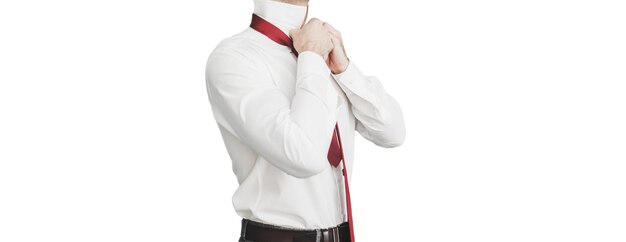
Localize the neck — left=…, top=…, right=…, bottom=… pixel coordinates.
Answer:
left=253, top=0, right=309, bottom=36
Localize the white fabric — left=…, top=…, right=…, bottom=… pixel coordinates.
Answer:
left=253, top=0, right=308, bottom=36
left=204, top=0, right=406, bottom=230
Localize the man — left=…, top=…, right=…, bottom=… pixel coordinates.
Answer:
left=205, top=0, right=406, bottom=241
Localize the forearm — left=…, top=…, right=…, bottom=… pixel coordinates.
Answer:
left=207, top=47, right=339, bottom=178
left=332, top=61, right=406, bottom=147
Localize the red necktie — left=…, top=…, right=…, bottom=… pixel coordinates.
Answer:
left=250, top=14, right=356, bottom=242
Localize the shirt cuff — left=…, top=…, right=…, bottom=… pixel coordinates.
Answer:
left=331, top=61, right=365, bottom=96
left=297, top=51, right=331, bottom=77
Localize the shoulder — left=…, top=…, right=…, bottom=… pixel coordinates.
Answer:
left=205, top=29, right=269, bottom=85
left=208, top=28, right=265, bottom=65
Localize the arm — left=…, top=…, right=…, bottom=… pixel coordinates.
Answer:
left=206, top=46, right=339, bottom=178
left=324, top=23, right=406, bottom=148
left=332, top=62, right=406, bottom=148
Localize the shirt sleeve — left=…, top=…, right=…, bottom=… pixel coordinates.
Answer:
left=331, top=61, right=406, bottom=148
left=206, top=46, right=339, bottom=178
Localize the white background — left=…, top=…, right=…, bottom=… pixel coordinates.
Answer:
left=1, top=0, right=625, bottom=241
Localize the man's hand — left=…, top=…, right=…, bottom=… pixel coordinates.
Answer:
left=290, top=18, right=334, bottom=60
left=325, top=23, right=350, bottom=74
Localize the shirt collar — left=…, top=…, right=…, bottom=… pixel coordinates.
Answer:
left=253, top=0, right=308, bottom=37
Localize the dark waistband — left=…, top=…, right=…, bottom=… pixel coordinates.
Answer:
left=240, top=218, right=350, bottom=242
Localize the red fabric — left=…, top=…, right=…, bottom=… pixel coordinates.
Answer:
left=327, top=123, right=343, bottom=167
left=250, top=14, right=299, bottom=57
left=250, top=13, right=355, bottom=242
left=333, top=123, right=355, bottom=242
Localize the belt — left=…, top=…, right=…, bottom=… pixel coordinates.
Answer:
left=240, top=219, right=351, bottom=242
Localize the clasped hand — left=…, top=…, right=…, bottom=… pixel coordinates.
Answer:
left=290, top=18, right=350, bottom=74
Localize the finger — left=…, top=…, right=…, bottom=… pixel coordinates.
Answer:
left=330, top=35, right=339, bottom=46
left=325, top=23, right=341, bottom=36
left=324, top=22, right=335, bottom=31
left=327, top=29, right=340, bottom=39
left=289, top=29, right=299, bottom=37
left=307, top=18, right=322, bottom=26
left=326, top=29, right=341, bottom=41
left=329, top=33, right=342, bottom=46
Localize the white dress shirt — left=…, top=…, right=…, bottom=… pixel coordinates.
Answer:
left=205, top=0, right=406, bottom=229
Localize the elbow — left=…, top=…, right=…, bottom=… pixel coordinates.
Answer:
left=382, top=139, right=404, bottom=148
left=275, top=125, right=331, bottom=179
left=376, top=103, right=406, bottom=148
left=377, top=121, right=406, bottom=148
left=281, top=128, right=332, bottom=178
left=290, top=166, right=326, bottom=178
left=258, top=149, right=328, bottom=178
left=285, top=157, right=327, bottom=178
left=281, top=147, right=328, bottom=178
left=378, top=134, right=405, bottom=148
